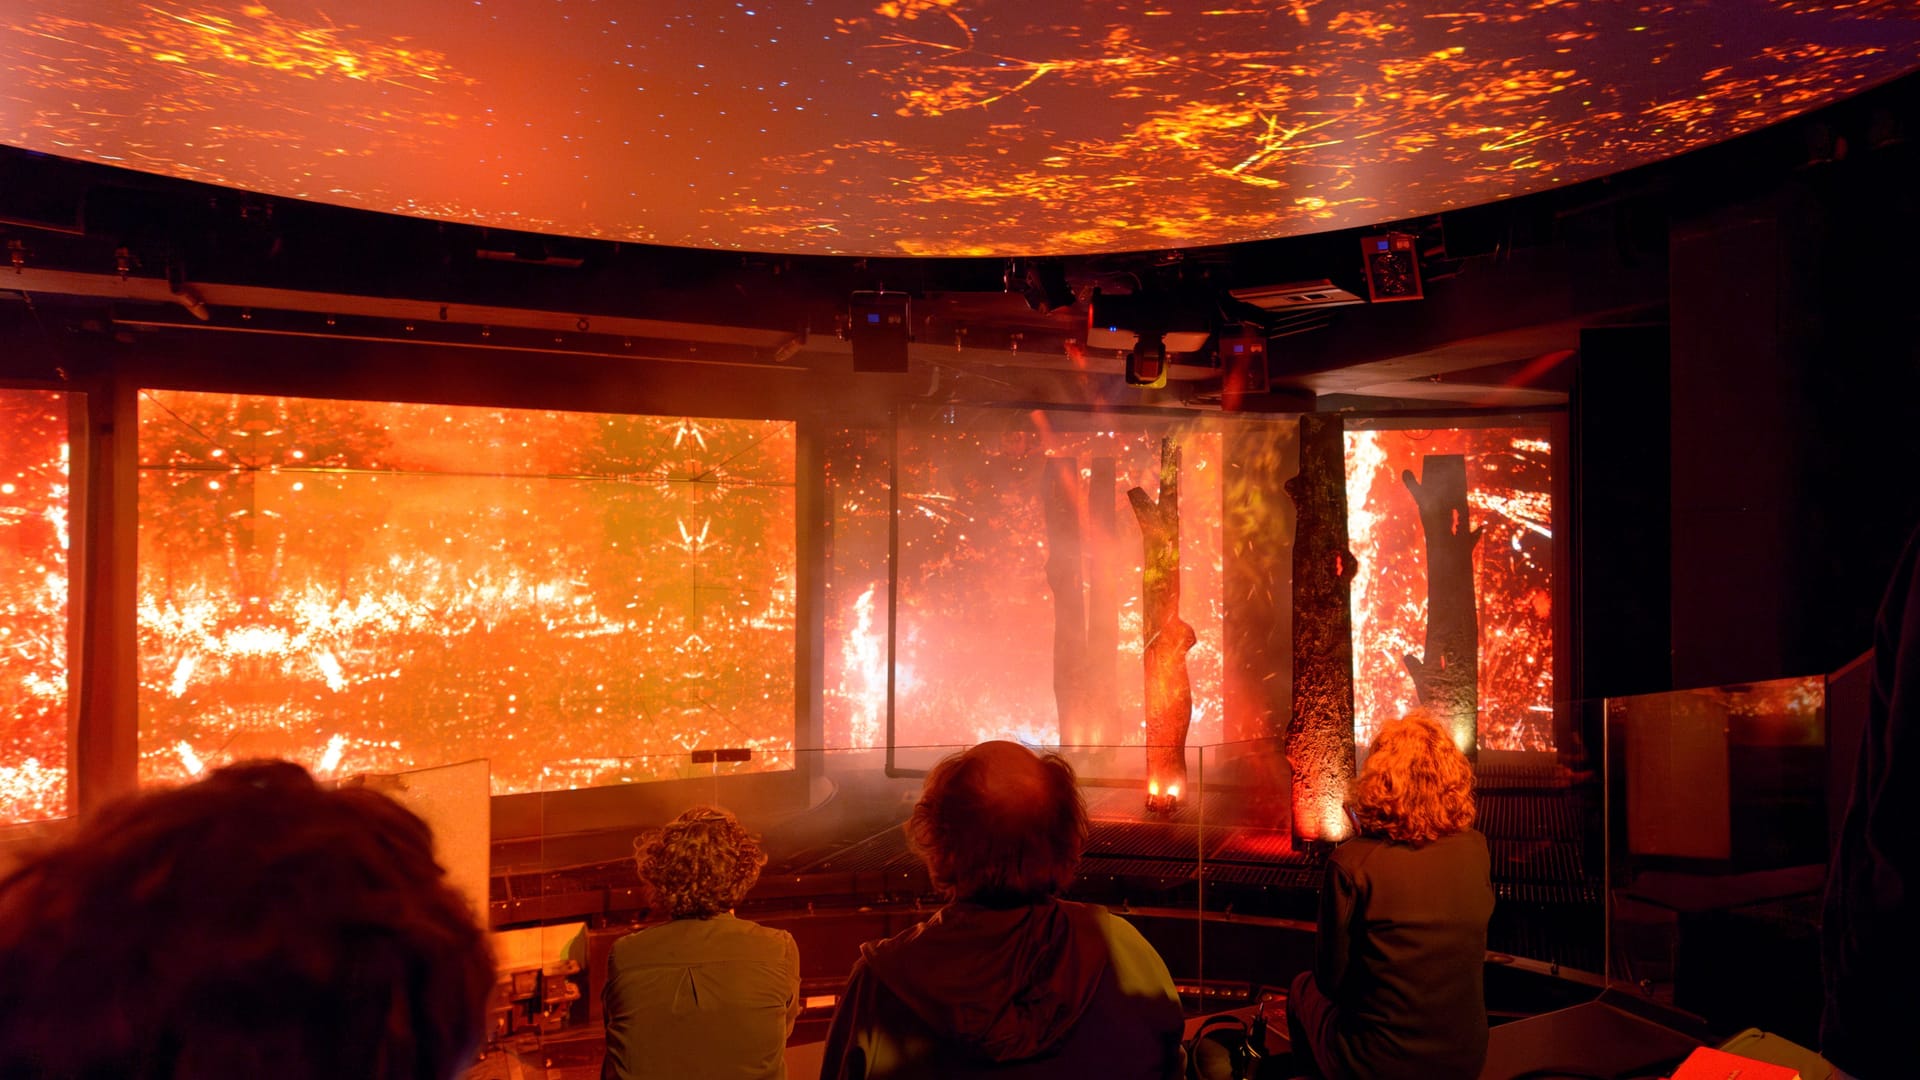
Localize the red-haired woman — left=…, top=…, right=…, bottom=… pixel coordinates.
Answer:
left=602, top=806, right=800, bottom=1080
left=1287, top=708, right=1495, bottom=1080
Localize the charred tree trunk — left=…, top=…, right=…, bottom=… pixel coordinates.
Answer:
left=1286, top=414, right=1358, bottom=844
left=1129, top=438, right=1196, bottom=811
left=1044, top=458, right=1091, bottom=746
left=1087, top=457, right=1121, bottom=746
left=1402, top=454, right=1482, bottom=759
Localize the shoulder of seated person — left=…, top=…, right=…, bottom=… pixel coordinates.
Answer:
left=615, top=916, right=793, bottom=953
left=1334, top=829, right=1483, bottom=865
left=1331, top=833, right=1384, bottom=859
left=733, top=917, right=798, bottom=943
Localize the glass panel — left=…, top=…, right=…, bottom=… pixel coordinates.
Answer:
left=821, top=427, right=891, bottom=750
left=891, top=405, right=1234, bottom=751
left=1344, top=417, right=1556, bottom=752
left=0, top=388, right=71, bottom=824
left=134, top=391, right=797, bottom=794
left=1605, top=675, right=1827, bottom=1016
left=347, top=757, right=492, bottom=923
left=1475, top=727, right=1605, bottom=979
left=502, top=744, right=1213, bottom=1025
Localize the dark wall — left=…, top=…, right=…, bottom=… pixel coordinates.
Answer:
left=1665, top=138, right=1920, bottom=688
left=1573, top=323, right=1671, bottom=701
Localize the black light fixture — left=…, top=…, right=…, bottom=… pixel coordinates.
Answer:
left=849, top=291, right=911, bottom=372
left=1088, top=290, right=1208, bottom=389
left=1216, top=325, right=1269, bottom=410
left=1125, top=332, right=1169, bottom=388
left=1004, top=260, right=1074, bottom=313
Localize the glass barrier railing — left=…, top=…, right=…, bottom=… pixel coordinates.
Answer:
left=1603, top=674, right=1828, bottom=1044
left=342, top=668, right=1859, bottom=1067
left=477, top=728, right=1614, bottom=1026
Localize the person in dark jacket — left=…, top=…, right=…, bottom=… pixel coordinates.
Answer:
left=1288, top=709, right=1495, bottom=1080
left=603, top=806, right=801, bottom=1080
left=818, top=740, right=1185, bottom=1080
left=1822, top=523, right=1920, bottom=1080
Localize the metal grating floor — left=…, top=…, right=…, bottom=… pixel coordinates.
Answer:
left=1475, top=790, right=1586, bottom=841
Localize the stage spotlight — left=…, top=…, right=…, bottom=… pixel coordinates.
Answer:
left=1005, top=260, right=1074, bottom=313
left=849, top=291, right=911, bottom=372
left=1361, top=233, right=1423, bottom=303
left=1125, top=333, right=1169, bottom=388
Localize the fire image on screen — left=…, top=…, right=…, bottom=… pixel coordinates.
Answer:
left=137, top=392, right=796, bottom=794
left=0, top=389, right=69, bottom=824
left=1346, top=424, right=1554, bottom=752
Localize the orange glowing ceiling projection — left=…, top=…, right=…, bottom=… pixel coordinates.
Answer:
left=136, top=392, right=797, bottom=794
left=4, top=2, right=1918, bottom=256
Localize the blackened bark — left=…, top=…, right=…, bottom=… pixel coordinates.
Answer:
left=1286, top=414, right=1358, bottom=843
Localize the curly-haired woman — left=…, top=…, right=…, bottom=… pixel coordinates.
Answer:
left=602, top=806, right=800, bottom=1080
left=1287, top=708, right=1496, bottom=1080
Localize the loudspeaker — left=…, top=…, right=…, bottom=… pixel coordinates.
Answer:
left=1361, top=233, right=1423, bottom=302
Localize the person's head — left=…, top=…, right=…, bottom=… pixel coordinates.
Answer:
left=907, top=740, right=1088, bottom=905
left=634, top=805, right=767, bottom=919
left=0, top=760, right=493, bottom=1080
left=1347, top=707, right=1477, bottom=844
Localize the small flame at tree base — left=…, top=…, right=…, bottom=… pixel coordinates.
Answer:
left=1144, top=778, right=1182, bottom=814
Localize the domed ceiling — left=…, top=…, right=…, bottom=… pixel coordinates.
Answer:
left=4, top=1, right=1918, bottom=257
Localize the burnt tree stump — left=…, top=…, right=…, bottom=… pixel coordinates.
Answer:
left=1286, top=414, right=1357, bottom=844
left=1128, top=438, right=1196, bottom=811
left=1401, top=454, right=1482, bottom=759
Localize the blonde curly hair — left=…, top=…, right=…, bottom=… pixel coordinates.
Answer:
left=1347, top=708, right=1477, bottom=844
left=634, top=806, right=767, bottom=919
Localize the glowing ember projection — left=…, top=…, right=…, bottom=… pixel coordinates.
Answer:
left=887, top=409, right=1225, bottom=759
left=5, top=3, right=1918, bottom=256
left=136, top=392, right=796, bottom=794
left=1345, top=424, right=1552, bottom=752
left=0, top=389, right=70, bottom=824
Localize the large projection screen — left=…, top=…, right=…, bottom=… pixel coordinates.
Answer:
left=0, top=387, right=70, bottom=824
left=137, top=391, right=796, bottom=794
